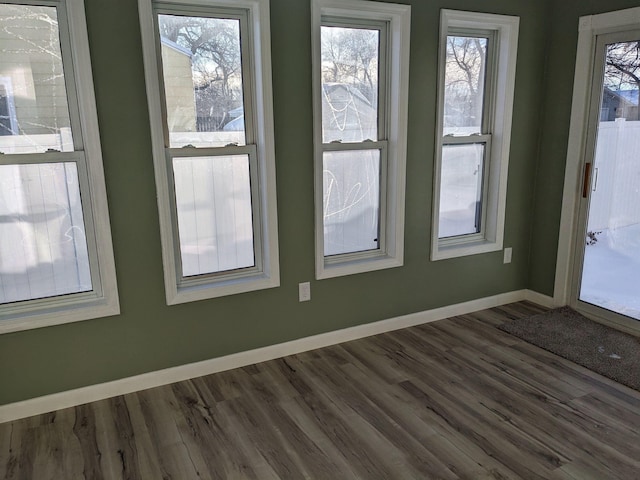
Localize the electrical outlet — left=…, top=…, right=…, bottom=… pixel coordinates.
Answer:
left=503, top=247, right=513, bottom=264
left=299, top=282, right=311, bottom=302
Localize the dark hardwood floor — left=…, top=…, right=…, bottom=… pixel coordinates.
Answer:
left=2, top=301, right=640, bottom=479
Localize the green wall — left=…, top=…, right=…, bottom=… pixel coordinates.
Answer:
left=529, top=0, right=640, bottom=295
left=0, top=0, right=550, bottom=406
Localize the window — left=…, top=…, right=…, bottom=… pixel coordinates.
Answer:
left=312, top=0, right=410, bottom=279
left=432, top=10, right=519, bottom=260
left=0, top=0, right=119, bottom=333
left=138, top=0, right=279, bottom=304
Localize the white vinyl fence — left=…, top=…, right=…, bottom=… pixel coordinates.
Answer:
left=0, top=129, right=73, bottom=154
left=0, top=162, right=91, bottom=304
left=588, top=119, right=640, bottom=232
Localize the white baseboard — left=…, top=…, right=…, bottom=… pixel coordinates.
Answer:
left=524, top=289, right=557, bottom=308
left=0, top=289, right=546, bottom=423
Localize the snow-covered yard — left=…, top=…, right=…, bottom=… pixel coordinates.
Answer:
left=580, top=223, right=640, bottom=320
left=579, top=118, right=640, bottom=321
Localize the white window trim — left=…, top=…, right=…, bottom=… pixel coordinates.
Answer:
left=431, top=10, right=519, bottom=261
left=555, top=6, right=640, bottom=307
left=138, top=0, right=279, bottom=304
left=0, top=0, right=119, bottom=334
left=311, top=0, right=410, bottom=280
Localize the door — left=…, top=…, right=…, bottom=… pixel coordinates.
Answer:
left=573, top=30, right=640, bottom=324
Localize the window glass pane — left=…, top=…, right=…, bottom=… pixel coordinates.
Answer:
left=439, top=143, right=484, bottom=238
left=0, top=4, right=74, bottom=154
left=323, top=149, right=380, bottom=256
left=0, top=83, right=14, bottom=135
left=158, top=14, right=246, bottom=148
left=0, top=163, right=91, bottom=304
left=173, top=154, right=254, bottom=277
left=599, top=41, right=640, bottom=121
left=443, top=36, right=488, bottom=136
left=321, top=26, right=379, bottom=143
left=580, top=40, right=640, bottom=319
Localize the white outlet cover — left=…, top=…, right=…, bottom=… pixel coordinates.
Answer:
left=299, top=282, right=311, bottom=302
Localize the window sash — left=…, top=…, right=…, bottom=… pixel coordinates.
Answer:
left=321, top=141, right=388, bottom=259
left=153, top=5, right=256, bottom=148
left=320, top=17, right=388, bottom=144
left=0, top=151, right=103, bottom=312
left=438, top=138, right=491, bottom=243
left=165, top=145, right=263, bottom=284
left=446, top=28, right=496, bottom=137
left=0, top=1, right=82, bottom=153
left=321, top=141, right=388, bottom=260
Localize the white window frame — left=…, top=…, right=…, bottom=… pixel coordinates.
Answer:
left=311, top=0, right=410, bottom=280
left=0, top=0, right=119, bottom=334
left=431, top=10, right=519, bottom=261
left=138, top=0, right=279, bottom=304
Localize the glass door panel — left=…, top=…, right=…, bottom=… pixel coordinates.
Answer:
left=579, top=37, right=640, bottom=320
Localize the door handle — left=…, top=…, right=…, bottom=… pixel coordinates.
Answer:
left=582, top=162, right=592, bottom=198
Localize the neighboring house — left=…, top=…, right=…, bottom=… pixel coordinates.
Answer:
left=160, top=36, right=197, bottom=133
left=601, top=87, right=639, bottom=121
left=227, top=105, right=243, bottom=120
left=219, top=105, right=244, bottom=131
left=321, top=82, right=377, bottom=142
left=0, top=79, right=17, bottom=136
left=0, top=6, right=72, bottom=152
left=223, top=114, right=244, bottom=131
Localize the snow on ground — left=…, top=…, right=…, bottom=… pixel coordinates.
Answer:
left=580, top=223, right=640, bottom=320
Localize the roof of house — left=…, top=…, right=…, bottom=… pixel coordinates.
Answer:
left=604, top=87, right=639, bottom=106
left=160, top=36, right=192, bottom=57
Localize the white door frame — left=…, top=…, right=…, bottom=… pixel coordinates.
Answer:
left=555, top=6, right=640, bottom=333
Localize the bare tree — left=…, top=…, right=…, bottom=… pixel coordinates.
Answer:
left=321, top=26, right=379, bottom=106
left=444, top=36, right=487, bottom=130
left=158, top=15, right=243, bottom=130
left=605, top=41, right=640, bottom=91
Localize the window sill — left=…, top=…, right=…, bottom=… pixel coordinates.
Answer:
left=317, top=253, right=403, bottom=280
left=168, top=273, right=280, bottom=305
left=431, top=237, right=503, bottom=261
left=0, top=294, right=120, bottom=335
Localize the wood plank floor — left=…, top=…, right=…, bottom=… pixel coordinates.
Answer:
left=2, top=301, right=640, bottom=479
